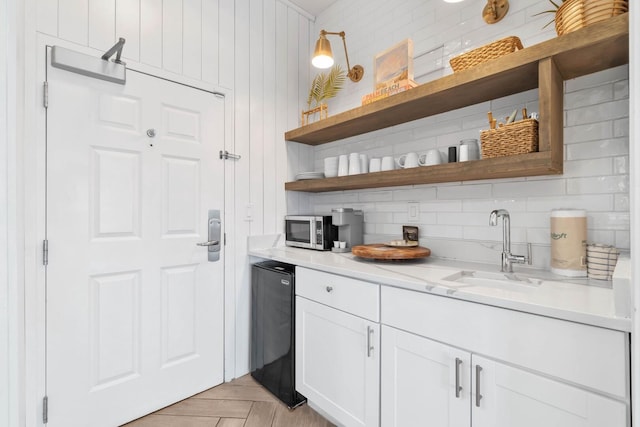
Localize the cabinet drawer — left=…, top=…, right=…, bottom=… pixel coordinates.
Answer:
left=382, top=286, right=629, bottom=399
left=296, top=267, right=379, bottom=322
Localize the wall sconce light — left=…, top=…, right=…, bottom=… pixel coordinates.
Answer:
left=312, top=30, right=364, bottom=82
left=482, top=0, right=509, bottom=24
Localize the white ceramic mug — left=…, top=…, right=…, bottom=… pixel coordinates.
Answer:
left=369, top=158, right=381, bottom=173
left=397, top=152, right=420, bottom=168
left=348, top=153, right=361, bottom=175
left=359, top=154, right=369, bottom=173
left=324, top=156, right=339, bottom=178
left=381, top=156, right=395, bottom=171
left=420, top=149, right=442, bottom=166
left=338, top=154, right=349, bottom=176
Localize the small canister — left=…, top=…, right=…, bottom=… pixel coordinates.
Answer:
left=550, top=209, right=587, bottom=276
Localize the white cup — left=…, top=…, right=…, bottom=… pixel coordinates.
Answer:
left=460, top=139, right=480, bottom=160
left=359, top=154, right=369, bottom=173
left=339, top=241, right=346, bottom=248
left=397, top=152, right=420, bottom=168
left=459, top=144, right=469, bottom=162
left=369, top=158, right=381, bottom=173
left=338, top=154, right=349, bottom=176
left=381, top=156, right=395, bottom=171
left=324, top=156, right=339, bottom=178
left=420, top=149, right=443, bottom=166
left=348, top=153, right=361, bottom=175
left=333, top=240, right=340, bottom=248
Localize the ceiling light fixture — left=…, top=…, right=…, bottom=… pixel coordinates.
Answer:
left=312, top=30, right=364, bottom=82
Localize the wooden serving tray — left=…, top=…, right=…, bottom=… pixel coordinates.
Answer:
left=352, top=244, right=431, bottom=260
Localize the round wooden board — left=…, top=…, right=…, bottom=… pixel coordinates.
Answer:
left=352, top=243, right=431, bottom=260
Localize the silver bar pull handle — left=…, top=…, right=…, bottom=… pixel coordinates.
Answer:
left=475, top=365, right=483, bottom=407
left=455, top=357, right=462, bottom=398
left=197, top=240, right=219, bottom=246
left=366, top=326, right=374, bottom=358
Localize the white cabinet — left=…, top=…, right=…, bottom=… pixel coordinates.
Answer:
left=381, top=326, right=628, bottom=427
left=381, top=325, right=470, bottom=427
left=472, top=355, right=627, bottom=427
left=381, top=286, right=630, bottom=427
left=295, top=267, right=380, bottom=427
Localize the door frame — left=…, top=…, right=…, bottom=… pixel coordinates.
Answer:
left=23, top=34, right=237, bottom=426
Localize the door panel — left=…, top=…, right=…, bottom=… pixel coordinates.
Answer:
left=472, top=355, right=628, bottom=427
left=381, top=325, right=471, bottom=427
left=46, top=47, right=225, bottom=427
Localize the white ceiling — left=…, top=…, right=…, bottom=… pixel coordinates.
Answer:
left=288, top=0, right=338, bottom=17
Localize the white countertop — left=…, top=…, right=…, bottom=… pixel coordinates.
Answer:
left=248, top=236, right=631, bottom=332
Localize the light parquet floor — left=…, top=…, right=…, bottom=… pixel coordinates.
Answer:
left=123, top=374, right=335, bottom=427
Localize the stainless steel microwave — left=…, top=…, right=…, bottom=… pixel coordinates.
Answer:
left=285, top=215, right=335, bottom=250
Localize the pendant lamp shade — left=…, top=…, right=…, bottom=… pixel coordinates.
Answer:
left=312, top=34, right=334, bottom=68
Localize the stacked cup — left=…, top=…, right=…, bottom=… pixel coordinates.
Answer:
left=324, top=157, right=339, bottom=178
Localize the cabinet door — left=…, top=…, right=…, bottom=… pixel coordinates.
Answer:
left=296, top=297, right=380, bottom=427
left=381, top=326, right=471, bottom=427
left=472, top=355, right=628, bottom=427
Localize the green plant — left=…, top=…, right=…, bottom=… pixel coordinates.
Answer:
left=534, top=0, right=567, bottom=28
left=307, top=64, right=346, bottom=110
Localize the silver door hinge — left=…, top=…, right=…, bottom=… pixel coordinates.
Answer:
left=43, top=240, right=48, bottom=266
left=42, top=395, right=48, bottom=423
left=43, top=81, right=48, bottom=108
left=224, top=233, right=227, bottom=245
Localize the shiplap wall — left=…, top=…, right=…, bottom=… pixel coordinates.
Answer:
left=35, top=0, right=312, bottom=378
left=305, top=0, right=630, bottom=269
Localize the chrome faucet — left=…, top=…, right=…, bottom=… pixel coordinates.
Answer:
left=489, top=209, right=531, bottom=272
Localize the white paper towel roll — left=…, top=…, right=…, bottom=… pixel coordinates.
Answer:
left=550, top=209, right=587, bottom=277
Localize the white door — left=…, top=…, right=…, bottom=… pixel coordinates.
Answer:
left=472, top=355, right=628, bottom=427
left=295, top=297, right=379, bottom=427
left=381, top=325, right=471, bottom=427
left=45, top=48, right=225, bottom=427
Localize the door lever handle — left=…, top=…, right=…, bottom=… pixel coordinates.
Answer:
left=197, top=240, right=220, bottom=246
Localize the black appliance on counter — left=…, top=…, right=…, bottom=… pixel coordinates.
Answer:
left=250, top=261, right=306, bottom=408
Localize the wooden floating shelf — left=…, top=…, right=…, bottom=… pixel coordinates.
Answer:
left=284, top=14, right=628, bottom=193
left=285, top=152, right=561, bottom=192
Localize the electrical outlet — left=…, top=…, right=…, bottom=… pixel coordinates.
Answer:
left=407, top=202, right=420, bottom=223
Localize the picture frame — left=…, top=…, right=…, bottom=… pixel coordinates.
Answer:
left=374, top=38, right=414, bottom=90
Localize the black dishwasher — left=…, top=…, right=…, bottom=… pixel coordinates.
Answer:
left=250, top=261, right=306, bottom=408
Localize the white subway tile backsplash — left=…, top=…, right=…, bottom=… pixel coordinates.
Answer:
left=303, top=0, right=630, bottom=263
left=493, top=180, right=566, bottom=198
left=566, top=175, right=629, bottom=195
left=613, top=156, right=629, bottom=175
left=565, top=65, right=628, bottom=92
left=565, top=138, right=628, bottom=160
left=564, top=84, right=613, bottom=109
left=564, top=122, right=612, bottom=144
left=526, top=194, right=614, bottom=212
left=566, top=99, right=628, bottom=126
left=392, top=187, right=437, bottom=201
left=563, top=158, right=613, bottom=177
left=437, top=183, right=493, bottom=199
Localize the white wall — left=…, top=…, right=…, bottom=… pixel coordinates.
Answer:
left=304, top=0, right=629, bottom=269
left=1, top=0, right=21, bottom=423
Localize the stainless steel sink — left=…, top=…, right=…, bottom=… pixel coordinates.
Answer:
left=442, top=270, right=543, bottom=290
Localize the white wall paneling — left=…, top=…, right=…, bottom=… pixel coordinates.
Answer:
left=116, top=0, right=141, bottom=62
left=140, top=0, right=162, bottom=68
left=88, top=0, right=115, bottom=51
left=58, top=0, right=89, bottom=45
left=629, top=5, right=638, bottom=427
left=182, top=0, right=202, bottom=79
left=162, top=0, right=183, bottom=74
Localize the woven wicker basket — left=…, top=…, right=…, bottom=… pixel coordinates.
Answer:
left=555, top=0, right=628, bottom=36
left=449, top=36, right=523, bottom=73
left=480, top=119, right=539, bottom=158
